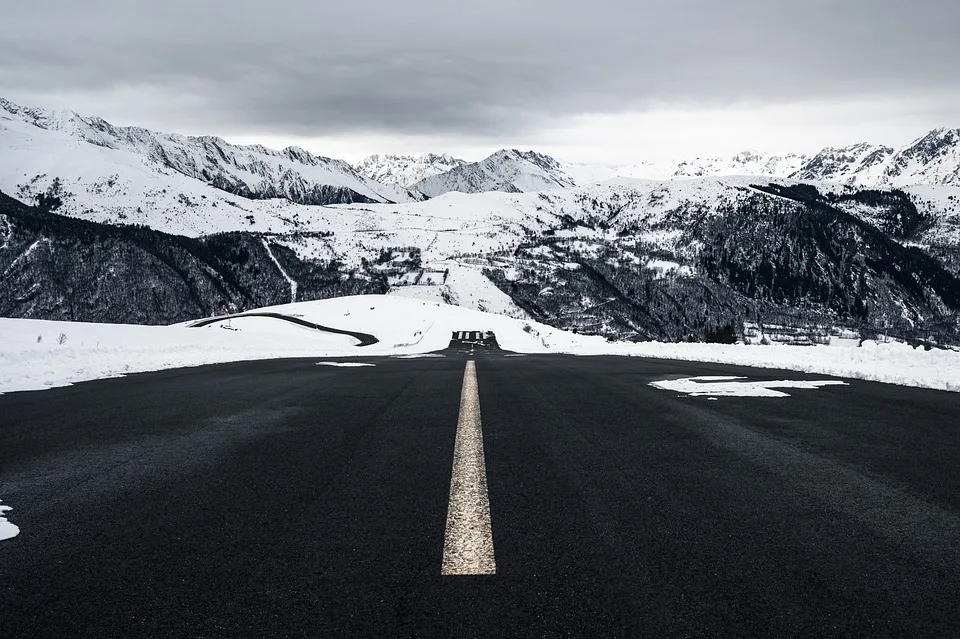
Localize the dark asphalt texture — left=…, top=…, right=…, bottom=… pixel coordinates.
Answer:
left=1, top=344, right=960, bottom=637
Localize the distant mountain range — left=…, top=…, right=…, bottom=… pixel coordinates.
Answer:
left=4, top=96, right=958, bottom=206
left=0, top=98, right=420, bottom=208
left=791, top=129, right=960, bottom=186
left=2, top=96, right=959, bottom=344
left=356, top=131, right=960, bottom=196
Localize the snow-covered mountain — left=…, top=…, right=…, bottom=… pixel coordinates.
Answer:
left=2, top=94, right=959, bottom=344
left=793, top=129, right=960, bottom=187
left=790, top=142, right=896, bottom=185
left=0, top=97, right=418, bottom=207
left=354, top=153, right=468, bottom=189
left=358, top=130, right=960, bottom=192
left=5, top=176, right=960, bottom=343
left=613, top=131, right=960, bottom=188
left=410, top=149, right=579, bottom=197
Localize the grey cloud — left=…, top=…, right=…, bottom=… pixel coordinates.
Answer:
left=1, top=0, right=958, bottom=137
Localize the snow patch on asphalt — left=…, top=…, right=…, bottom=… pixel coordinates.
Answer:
left=390, top=353, right=445, bottom=359
left=0, top=500, right=19, bottom=541
left=316, top=362, right=375, bottom=368
left=651, top=376, right=849, bottom=398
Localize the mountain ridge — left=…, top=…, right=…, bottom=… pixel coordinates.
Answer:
left=409, top=148, right=580, bottom=197
left=0, top=97, right=419, bottom=207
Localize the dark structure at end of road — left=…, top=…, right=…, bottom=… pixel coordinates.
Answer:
left=446, top=331, right=503, bottom=354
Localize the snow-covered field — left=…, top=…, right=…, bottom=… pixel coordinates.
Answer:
left=0, top=296, right=587, bottom=394
left=2, top=295, right=958, bottom=395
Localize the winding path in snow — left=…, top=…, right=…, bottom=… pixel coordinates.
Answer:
left=188, top=312, right=379, bottom=346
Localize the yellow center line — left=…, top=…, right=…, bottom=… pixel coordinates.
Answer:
left=441, top=360, right=496, bottom=575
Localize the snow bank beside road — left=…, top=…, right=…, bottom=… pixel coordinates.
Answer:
left=0, top=296, right=586, bottom=394
left=1, top=295, right=958, bottom=395
left=565, top=340, right=960, bottom=393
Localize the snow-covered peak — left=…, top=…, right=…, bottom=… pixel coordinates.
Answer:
left=789, top=130, right=960, bottom=187
left=789, top=142, right=894, bottom=185
left=410, top=149, right=578, bottom=197
left=881, top=128, right=960, bottom=186
left=355, top=152, right=468, bottom=188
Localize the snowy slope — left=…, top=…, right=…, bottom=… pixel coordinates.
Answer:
left=0, top=295, right=597, bottom=393
left=560, top=161, right=620, bottom=186
left=410, top=149, right=579, bottom=197
left=0, top=97, right=417, bottom=206
left=355, top=153, right=468, bottom=189
left=3, top=295, right=959, bottom=396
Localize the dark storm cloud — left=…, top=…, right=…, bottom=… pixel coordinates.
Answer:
left=2, top=0, right=958, bottom=136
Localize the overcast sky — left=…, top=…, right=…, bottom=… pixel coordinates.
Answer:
left=2, top=0, right=958, bottom=164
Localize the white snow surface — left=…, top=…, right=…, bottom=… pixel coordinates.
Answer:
left=316, top=362, right=375, bottom=368
left=2, top=296, right=959, bottom=396
left=0, top=500, right=18, bottom=541
left=650, top=376, right=848, bottom=398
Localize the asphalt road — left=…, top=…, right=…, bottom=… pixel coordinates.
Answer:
left=2, top=343, right=960, bottom=637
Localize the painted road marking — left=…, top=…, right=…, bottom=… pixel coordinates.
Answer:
left=650, top=376, right=847, bottom=398
left=442, top=360, right=496, bottom=575
left=453, top=331, right=488, bottom=341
